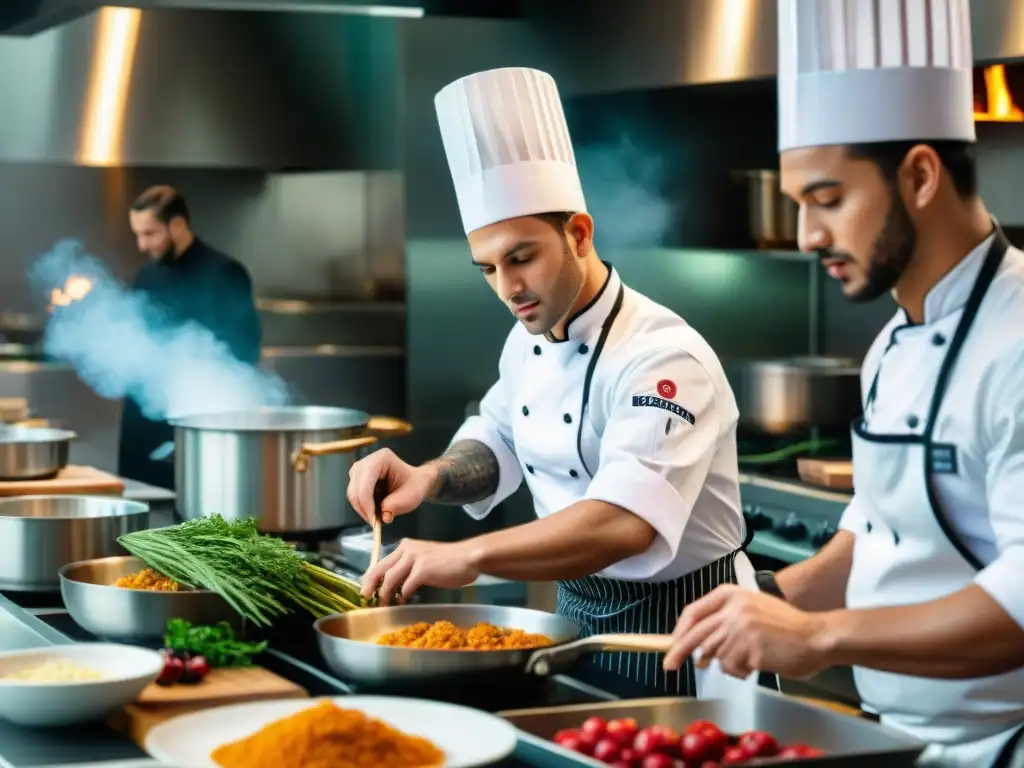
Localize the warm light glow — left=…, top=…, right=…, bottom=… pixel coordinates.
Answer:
left=77, top=7, right=142, bottom=166
left=49, top=276, right=94, bottom=312
left=974, top=65, right=1024, bottom=123
left=708, top=0, right=757, bottom=81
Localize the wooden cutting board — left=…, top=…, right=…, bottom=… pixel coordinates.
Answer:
left=796, top=459, right=853, bottom=491
left=112, top=667, right=309, bottom=744
left=0, top=465, right=125, bottom=496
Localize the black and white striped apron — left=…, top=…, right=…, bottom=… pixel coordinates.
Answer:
left=555, top=528, right=753, bottom=697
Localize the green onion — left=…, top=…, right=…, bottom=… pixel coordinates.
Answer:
left=117, top=515, right=367, bottom=627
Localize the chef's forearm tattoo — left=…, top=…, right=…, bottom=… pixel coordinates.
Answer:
left=426, top=440, right=500, bottom=505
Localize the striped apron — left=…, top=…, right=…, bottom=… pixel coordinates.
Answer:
left=555, top=526, right=754, bottom=697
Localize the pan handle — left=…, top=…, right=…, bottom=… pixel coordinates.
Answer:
left=292, top=436, right=379, bottom=473
left=525, top=633, right=674, bottom=677
left=365, top=416, right=413, bottom=439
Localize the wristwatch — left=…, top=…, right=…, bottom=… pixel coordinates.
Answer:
left=755, top=570, right=787, bottom=600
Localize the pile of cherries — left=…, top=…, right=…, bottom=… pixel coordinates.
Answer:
left=552, top=715, right=826, bottom=766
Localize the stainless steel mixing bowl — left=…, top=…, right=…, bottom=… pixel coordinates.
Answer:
left=0, top=495, right=149, bottom=591
left=59, top=555, right=239, bottom=644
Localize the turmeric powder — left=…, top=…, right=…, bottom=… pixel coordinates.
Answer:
left=113, top=568, right=180, bottom=591
left=210, top=699, right=445, bottom=768
left=376, top=620, right=554, bottom=650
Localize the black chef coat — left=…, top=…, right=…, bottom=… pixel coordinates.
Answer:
left=117, top=238, right=262, bottom=489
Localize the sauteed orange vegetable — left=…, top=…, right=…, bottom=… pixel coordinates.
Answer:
left=375, top=620, right=554, bottom=650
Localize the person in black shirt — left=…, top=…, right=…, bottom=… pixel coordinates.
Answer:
left=118, top=186, right=261, bottom=489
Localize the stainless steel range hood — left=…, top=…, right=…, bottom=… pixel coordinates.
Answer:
left=0, top=6, right=405, bottom=167
left=0, top=0, right=521, bottom=35
left=532, top=0, right=1024, bottom=96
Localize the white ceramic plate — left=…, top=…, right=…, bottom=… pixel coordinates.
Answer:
left=145, top=695, right=520, bottom=768
left=0, top=643, right=164, bottom=727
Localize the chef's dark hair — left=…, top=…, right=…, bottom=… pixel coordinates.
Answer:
left=131, top=186, right=191, bottom=225
left=532, top=211, right=575, bottom=231
left=846, top=140, right=978, bottom=199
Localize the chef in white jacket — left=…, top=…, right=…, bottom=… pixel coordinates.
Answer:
left=348, top=66, right=761, bottom=698
left=664, top=1, right=1024, bottom=764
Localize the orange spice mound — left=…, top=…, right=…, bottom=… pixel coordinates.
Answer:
left=375, top=620, right=554, bottom=650
left=210, top=699, right=445, bottom=768
left=113, top=568, right=180, bottom=591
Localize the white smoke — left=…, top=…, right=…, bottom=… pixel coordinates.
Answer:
left=574, top=131, right=677, bottom=249
left=28, top=239, right=292, bottom=421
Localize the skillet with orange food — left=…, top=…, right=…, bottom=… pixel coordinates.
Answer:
left=313, top=602, right=672, bottom=688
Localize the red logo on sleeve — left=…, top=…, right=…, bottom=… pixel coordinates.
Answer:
left=656, top=379, right=677, bottom=399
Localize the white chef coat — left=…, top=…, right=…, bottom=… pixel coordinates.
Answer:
left=840, top=233, right=1024, bottom=763
left=449, top=265, right=747, bottom=583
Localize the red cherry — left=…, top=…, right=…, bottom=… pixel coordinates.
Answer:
left=607, top=718, right=640, bottom=746
left=721, top=746, right=749, bottom=764
left=582, top=716, right=608, bottom=738
left=737, top=730, right=779, bottom=758
left=593, top=738, right=621, bottom=763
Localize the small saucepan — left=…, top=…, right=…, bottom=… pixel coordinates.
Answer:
left=0, top=426, right=77, bottom=481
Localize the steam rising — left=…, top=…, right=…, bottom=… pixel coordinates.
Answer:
left=574, top=132, right=676, bottom=249
left=29, top=239, right=292, bottom=421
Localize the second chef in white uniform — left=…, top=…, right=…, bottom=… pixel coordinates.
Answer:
left=348, top=66, right=761, bottom=698
left=664, top=1, right=1024, bottom=765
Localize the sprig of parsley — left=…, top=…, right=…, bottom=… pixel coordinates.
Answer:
left=164, top=618, right=268, bottom=668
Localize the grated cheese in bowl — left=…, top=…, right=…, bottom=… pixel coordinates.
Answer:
left=1, top=659, right=106, bottom=683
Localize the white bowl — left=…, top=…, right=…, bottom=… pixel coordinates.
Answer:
left=0, top=642, right=164, bottom=727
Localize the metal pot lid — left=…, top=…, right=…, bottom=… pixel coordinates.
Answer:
left=168, top=406, right=371, bottom=432
left=0, top=426, right=77, bottom=443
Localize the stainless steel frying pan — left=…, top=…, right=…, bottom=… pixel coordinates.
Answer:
left=313, top=603, right=672, bottom=687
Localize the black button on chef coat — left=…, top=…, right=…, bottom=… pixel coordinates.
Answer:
left=117, top=238, right=262, bottom=490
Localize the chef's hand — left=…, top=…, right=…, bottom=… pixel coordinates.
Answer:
left=663, top=584, right=831, bottom=680
left=347, top=448, right=436, bottom=524
left=360, top=538, right=479, bottom=605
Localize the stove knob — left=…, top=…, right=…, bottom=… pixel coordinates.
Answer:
left=742, top=506, right=773, bottom=532
left=776, top=512, right=808, bottom=541
left=812, top=525, right=838, bottom=548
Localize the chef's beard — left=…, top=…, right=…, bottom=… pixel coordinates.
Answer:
left=155, top=244, right=176, bottom=263
left=825, top=190, right=917, bottom=303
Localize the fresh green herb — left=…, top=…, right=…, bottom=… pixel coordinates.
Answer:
left=117, top=515, right=366, bottom=627
left=164, top=618, right=268, bottom=668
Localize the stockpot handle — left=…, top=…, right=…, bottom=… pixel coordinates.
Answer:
left=524, top=633, right=674, bottom=676
left=291, top=435, right=378, bottom=473
left=365, top=416, right=413, bottom=439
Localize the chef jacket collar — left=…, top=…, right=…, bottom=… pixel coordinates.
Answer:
left=548, top=261, right=620, bottom=344
left=915, top=230, right=997, bottom=326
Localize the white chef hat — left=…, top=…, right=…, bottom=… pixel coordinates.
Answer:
left=434, top=67, right=587, bottom=235
left=778, top=0, right=976, bottom=152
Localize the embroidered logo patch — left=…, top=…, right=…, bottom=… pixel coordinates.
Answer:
left=656, top=379, right=677, bottom=399
left=632, top=395, right=695, bottom=425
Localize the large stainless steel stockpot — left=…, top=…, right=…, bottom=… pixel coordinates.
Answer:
left=168, top=406, right=412, bottom=536
left=0, top=495, right=150, bottom=591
